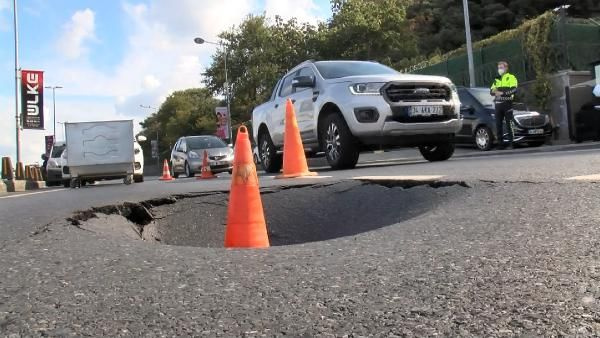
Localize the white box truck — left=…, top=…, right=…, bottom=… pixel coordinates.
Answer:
left=64, top=120, right=135, bottom=188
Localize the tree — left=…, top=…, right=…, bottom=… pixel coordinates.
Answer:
left=203, top=15, right=320, bottom=124
left=321, top=0, right=418, bottom=69
left=139, top=88, right=218, bottom=159
left=406, top=0, right=600, bottom=57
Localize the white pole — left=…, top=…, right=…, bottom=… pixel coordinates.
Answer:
left=13, top=0, right=21, bottom=164
left=463, top=0, right=476, bottom=87
left=224, top=44, right=232, bottom=142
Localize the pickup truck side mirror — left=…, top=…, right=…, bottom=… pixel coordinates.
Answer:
left=292, top=76, right=315, bottom=89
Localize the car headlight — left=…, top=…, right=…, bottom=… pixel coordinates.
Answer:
left=349, top=82, right=385, bottom=95
left=188, top=151, right=200, bottom=159
left=544, top=114, right=550, bottom=124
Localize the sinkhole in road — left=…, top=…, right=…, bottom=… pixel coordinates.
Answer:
left=67, top=180, right=469, bottom=247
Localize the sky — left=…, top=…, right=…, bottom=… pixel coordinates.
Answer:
left=0, top=0, right=331, bottom=164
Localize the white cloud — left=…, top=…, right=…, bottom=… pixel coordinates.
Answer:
left=56, top=8, right=96, bottom=59
left=0, top=0, right=10, bottom=32
left=0, top=0, right=330, bottom=164
left=264, top=0, right=323, bottom=25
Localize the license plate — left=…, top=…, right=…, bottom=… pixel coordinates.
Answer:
left=528, top=129, right=544, bottom=135
left=215, top=161, right=228, bottom=166
left=409, top=106, right=443, bottom=116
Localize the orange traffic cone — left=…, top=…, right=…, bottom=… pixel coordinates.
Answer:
left=159, top=159, right=174, bottom=181
left=277, top=99, right=317, bottom=179
left=197, top=150, right=217, bottom=180
left=224, top=126, right=269, bottom=248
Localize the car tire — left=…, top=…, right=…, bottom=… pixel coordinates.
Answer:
left=228, top=169, right=233, bottom=175
left=259, top=131, right=282, bottom=173
left=419, top=142, right=455, bottom=162
left=134, top=174, right=144, bottom=183
left=185, top=161, right=194, bottom=177
left=474, top=126, right=493, bottom=151
left=171, top=162, right=179, bottom=178
left=320, top=113, right=359, bottom=170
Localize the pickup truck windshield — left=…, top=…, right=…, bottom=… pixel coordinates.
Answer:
left=315, top=61, right=398, bottom=79
left=186, top=136, right=227, bottom=149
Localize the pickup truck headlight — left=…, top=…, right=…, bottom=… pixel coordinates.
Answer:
left=349, top=82, right=385, bottom=95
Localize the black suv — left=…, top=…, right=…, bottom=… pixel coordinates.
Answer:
left=456, top=87, right=553, bottom=150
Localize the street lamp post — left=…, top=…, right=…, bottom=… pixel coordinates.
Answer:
left=194, top=37, right=232, bottom=142
left=462, top=0, right=476, bottom=87
left=139, top=104, right=160, bottom=170
left=45, top=85, right=63, bottom=141
left=13, top=0, right=21, bottom=164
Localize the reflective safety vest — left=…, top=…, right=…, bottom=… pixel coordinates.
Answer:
left=490, top=72, right=518, bottom=102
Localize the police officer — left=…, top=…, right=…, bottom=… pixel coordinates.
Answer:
left=490, top=61, right=518, bottom=149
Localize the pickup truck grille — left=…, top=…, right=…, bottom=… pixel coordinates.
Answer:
left=384, top=83, right=451, bottom=102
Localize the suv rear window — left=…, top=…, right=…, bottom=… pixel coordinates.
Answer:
left=315, top=61, right=398, bottom=79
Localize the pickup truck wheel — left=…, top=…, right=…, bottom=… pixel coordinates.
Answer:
left=419, top=142, right=455, bottom=162
left=320, top=114, right=359, bottom=170
left=259, top=132, right=282, bottom=173
left=133, top=174, right=144, bottom=183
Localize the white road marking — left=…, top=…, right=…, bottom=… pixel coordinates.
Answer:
left=0, top=188, right=64, bottom=200
left=566, top=174, right=600, bottom=181
left=353, top=175, right=445, bottom=181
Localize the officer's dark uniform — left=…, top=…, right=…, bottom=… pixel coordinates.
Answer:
left=490, top=72, right=518, bottom=148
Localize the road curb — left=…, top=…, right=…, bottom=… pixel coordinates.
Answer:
left=454, top=142, right=600, bottom=159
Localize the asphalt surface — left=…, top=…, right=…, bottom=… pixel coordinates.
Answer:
left=1, top=143, right=600, bottom=336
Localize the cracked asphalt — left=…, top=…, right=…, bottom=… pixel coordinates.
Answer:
left=1, top=145, right=600, bottom=336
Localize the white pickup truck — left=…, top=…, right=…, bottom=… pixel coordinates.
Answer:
left=252, top=60, right=462, bottom=172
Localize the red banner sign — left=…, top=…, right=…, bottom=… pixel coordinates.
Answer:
left=21, top=70, right=45, bottom=129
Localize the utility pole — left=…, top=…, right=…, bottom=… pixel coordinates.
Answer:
left=462, top=0, right=476, bottom=87
left=45, top=86, right=63, bottom=141
left=13, top=0, right=21, bottom=163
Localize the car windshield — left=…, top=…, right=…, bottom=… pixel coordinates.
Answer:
left=51, top=145, right=66, bottom=158
left=468, top=88, right=495, bottom=107
left=314, top=61, right=398, bottom=79
left=186, top=136, right=227, bottom=149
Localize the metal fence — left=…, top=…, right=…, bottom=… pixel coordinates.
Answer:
left=412, top=20, right=600, bottom=88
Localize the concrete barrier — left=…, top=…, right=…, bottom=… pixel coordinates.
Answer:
left=4, top=180, right=27, bottom=192
left=0, top=180, right=7, bottom=194
left=1, top=157, right=14, bottom=180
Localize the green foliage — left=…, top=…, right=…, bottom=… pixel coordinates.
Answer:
left=203, top=15, right=320, bottom=125
left=320, top=0, right=418, bottom=68
left=139, top=88, right=218, bottom=159
left=406, top=0, right=599, bottom=57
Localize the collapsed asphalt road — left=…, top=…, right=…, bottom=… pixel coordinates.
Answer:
left=2, top=177, right=600, bottom=336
